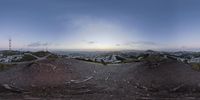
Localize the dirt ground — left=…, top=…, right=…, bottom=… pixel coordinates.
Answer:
left=1, top=58, right=200, bottom=99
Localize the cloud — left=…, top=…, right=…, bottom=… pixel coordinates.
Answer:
left=116, top=44, right=120, bottom=46
left=125, top=41, right=159, bottom=46
left=132, top=41, right=158, bottom=46
left=27, top=42, right=51, bottom=47
left=88, top=41, right=95, bottom=44
left=82, top=40, right=96, bottom=44
left=123, top=41, right=164, bottom=50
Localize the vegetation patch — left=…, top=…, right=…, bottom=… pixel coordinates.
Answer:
left=32, top=51, right=50, bottom=57
left=0, top=50, right=21, bottom=56
left=191, top=63, right=200, bottom=71
left=141, top=54, right=167, bottom=63
left=47, top=54, right=59, bottom=61
left=14, top=55, right=37, bottom=62
left=75, top=58, right=108, bottom=65
left=0, top=63, right=12, bottom=71
left=121, top=59, right=140, bottom=63
left=138, top=54, right=169, bottom=68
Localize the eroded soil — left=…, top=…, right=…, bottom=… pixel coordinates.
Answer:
left=1, top=58, right=200, bottom=99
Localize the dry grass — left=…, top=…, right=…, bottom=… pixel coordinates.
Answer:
left=191, top=63, right=200, bottom=71
left=0, top=63, right=13, bottom=71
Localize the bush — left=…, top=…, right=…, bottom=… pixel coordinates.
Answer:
left=15, top=55, right=37, bottom=62
left=115, top=56, right=126, bottom=61
left=122, top=59, right=140, bottom=63
left=0, top=63, right=12, bottom=71
left=1, top=50, right=20, bottom=56
left=142, top=55, right=165, bottom=63
left=101, top=59, right=108, bottom=65
left=47, top=54, right=58, bottom=61
left=32, top=51, right=50, bottom=57
left=191, top=63, right=200, bottom=71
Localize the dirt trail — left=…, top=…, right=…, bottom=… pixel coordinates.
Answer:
left=1, top=58, right=200, bottom=99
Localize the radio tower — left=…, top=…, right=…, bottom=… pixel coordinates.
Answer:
left=9, top=38, right=11, bottom=51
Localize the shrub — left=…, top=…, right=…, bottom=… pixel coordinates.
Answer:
left=141, top=55, right=165, bottom=63
left=1, top=50, right=20, bottom=56
left=32, top=51, right=50, bottom=57
left=47, top=54, right=58, bottom=61
left=0, top=63, right=12, bottom=71
left=191, top=63, right=200, bottom=71
left=15, top=55, right=37, bottom=62
left=122, top=59, right=140, bottom=63
left=101, top=59, right=108, bottom=65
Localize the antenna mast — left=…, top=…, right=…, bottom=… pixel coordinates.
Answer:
left=9, top=38, right=11, bottom=51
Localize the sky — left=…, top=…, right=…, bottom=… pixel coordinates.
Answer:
left=0, top=0, right=200, bottom=51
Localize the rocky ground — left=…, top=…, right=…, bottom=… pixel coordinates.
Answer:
left=1, top=58, right=200, bottom=99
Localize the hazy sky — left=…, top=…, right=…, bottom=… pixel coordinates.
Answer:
left=0, top=0, right=200, bottom=51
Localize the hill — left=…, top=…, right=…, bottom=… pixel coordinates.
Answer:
left=0, top=58, right=200, bottom=99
